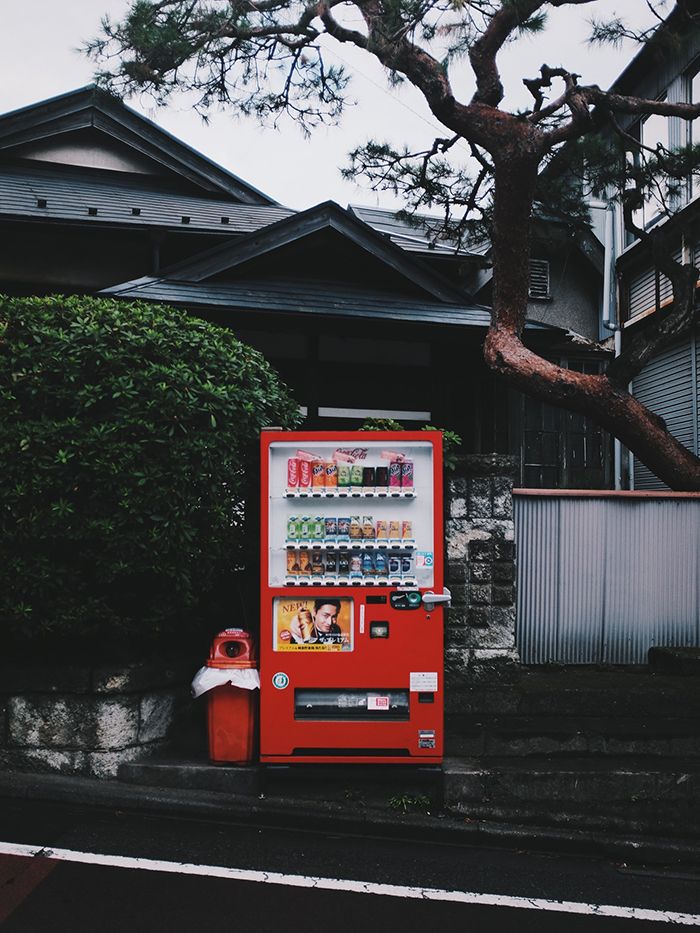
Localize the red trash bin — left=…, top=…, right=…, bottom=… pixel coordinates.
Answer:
left=204, top=628, right=259, bottom=764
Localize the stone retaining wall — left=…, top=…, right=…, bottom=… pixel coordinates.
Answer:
left=0, top=655, right=193, bottom=778
left=444, top=455, right=520, bottom=713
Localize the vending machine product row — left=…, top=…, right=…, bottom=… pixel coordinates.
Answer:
left=259, top=431, right=448, bottom=764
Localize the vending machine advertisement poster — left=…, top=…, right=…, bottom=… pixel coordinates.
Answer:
left=274, top=596, right=354, bottom=652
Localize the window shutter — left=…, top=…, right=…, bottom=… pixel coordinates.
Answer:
left=529, top=259, right=550, bottom=299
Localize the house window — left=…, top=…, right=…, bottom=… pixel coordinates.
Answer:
left=528, top=259, right=550, bottom=299
left=640, top=106, right=670, bottom=228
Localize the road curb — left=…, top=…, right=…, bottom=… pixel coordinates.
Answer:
left=1, top=769, right=699, bottom=865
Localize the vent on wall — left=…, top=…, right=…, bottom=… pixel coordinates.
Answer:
left=529, top=259, right=551, bottom=299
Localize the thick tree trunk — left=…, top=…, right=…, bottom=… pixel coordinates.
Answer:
left=483, top=155, right=700, bottom=491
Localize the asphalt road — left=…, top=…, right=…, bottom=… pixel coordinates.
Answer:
left=1, top=798, right=699, bottom=931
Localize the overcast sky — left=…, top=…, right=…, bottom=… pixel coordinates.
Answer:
left=1, top=0, right=649, bottom=209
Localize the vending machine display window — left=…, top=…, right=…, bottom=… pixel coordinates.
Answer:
left=267, top=440, right=435, bottom=590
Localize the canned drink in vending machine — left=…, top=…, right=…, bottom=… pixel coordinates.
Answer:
left=401, top=555, right=413, bottom=577
left=388, top=462, right=402, bottom=489
left=376, top=519, right=388, bottom=540
left=350, top=554, right=363, bottom=576
left=337, top=553, right=350, bottom=575
left=311, top=552, right=325, bottom=575
left=349, top=516, right=363, bottom=539
left=350, top=464, right=364, bottom=487
left=299, top=549, right=312, bottom=575
left=362, top=516, right=375, bottom=539
left=287, top=550, right=300, bottom=574
left=312, top=516, right=325, bottom=539
left=299, top=516, right=312, bottom=540
left=337, top=517, right=351, bottom=539
left=286, top=516, right=298, bottom=541
left=362, top=552, right=375, bottom=576
left=324, top=517, right=337, bottom=539
left=325, top=462, right=338, bottom=488
left=325, top=552, right=338, bottom=574
left=388, top=519, right=401, bottom=540
left=376, top=466, right=389, bottom=491
left=374, top=551, right=388, bottom=576
left=311, top=461, right=325, bottom=489
left=337, top=463, right=351, bottom=488
left=299, top=459, right=312, bottom=490
left=287, top=458, right=300, bottom=490
left=388, top=555, right=401, bottom=577
left=401, top=460, right=414, bottom=489
left=401, top=520, right=413, bottom=540
left=362, top=467, right=375, bottom=491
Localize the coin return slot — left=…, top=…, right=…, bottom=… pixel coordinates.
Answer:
left=370, top=621, right=389, bottom=639
left=366, top=595, right=387, bottom=604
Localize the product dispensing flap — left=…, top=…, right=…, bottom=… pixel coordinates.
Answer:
left=191, top=666, right=261, bottom=698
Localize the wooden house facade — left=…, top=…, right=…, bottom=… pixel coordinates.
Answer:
left=0, top=86, right=610, bottom=488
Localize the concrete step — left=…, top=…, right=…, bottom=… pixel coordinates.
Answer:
left=443, top=756, right=700, bottom=836
left=118, top=758, right=261, bottom=795
left=118, top=755, right=443, bottom=811
left=444, top=715, right=700, bottom=758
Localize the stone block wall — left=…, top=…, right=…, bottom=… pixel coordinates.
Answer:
left=444, top=455, right=520, bottom=710
left=0, top=655, right=193, bottom=779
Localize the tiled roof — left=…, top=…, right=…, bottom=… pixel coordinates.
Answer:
left=101, top=274, right=552, bottom=330
left=349, top=205, right=483, bottom=258
left=0, top=166, right=294, bottom=233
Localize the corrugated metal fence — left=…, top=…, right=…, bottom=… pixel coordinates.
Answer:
left=515, top=490, right=700, bottom=664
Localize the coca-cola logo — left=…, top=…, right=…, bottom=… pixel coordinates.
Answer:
left=334, top=447, right=368, bottom=462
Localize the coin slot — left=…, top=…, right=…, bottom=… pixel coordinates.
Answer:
left=370, top=621, right=389, bottom=639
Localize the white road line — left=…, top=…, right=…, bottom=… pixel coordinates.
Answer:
left=0, top=840, right=698, bottom=925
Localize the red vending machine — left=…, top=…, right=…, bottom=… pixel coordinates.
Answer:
left=259, top=431, right=450, bottom=764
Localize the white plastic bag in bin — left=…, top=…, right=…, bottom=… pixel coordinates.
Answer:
left=191, top=666, right=261, bottom=698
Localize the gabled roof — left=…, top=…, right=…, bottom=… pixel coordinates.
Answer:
left=0, top=86, right=277, bottom=205
left=156, top=200, right=468, bottom=303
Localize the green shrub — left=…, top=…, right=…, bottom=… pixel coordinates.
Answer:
left=0, top=295, right=300, bottom=647
left=359, top=418, right=462, bottom=471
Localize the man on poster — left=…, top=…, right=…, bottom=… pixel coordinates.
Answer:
left=289, top=599, right=344, bottom=646
left=311, top=599, right=344, bottom=645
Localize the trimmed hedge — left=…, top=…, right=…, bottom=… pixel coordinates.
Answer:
left=1, top=295, right=300, bottom=645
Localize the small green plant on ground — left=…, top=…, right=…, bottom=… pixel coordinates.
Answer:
left=388, top=793, right=431, bottom=814
left=360, top=419, right=462, bottom=471
left=0, top=294, right=300, bottom=649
